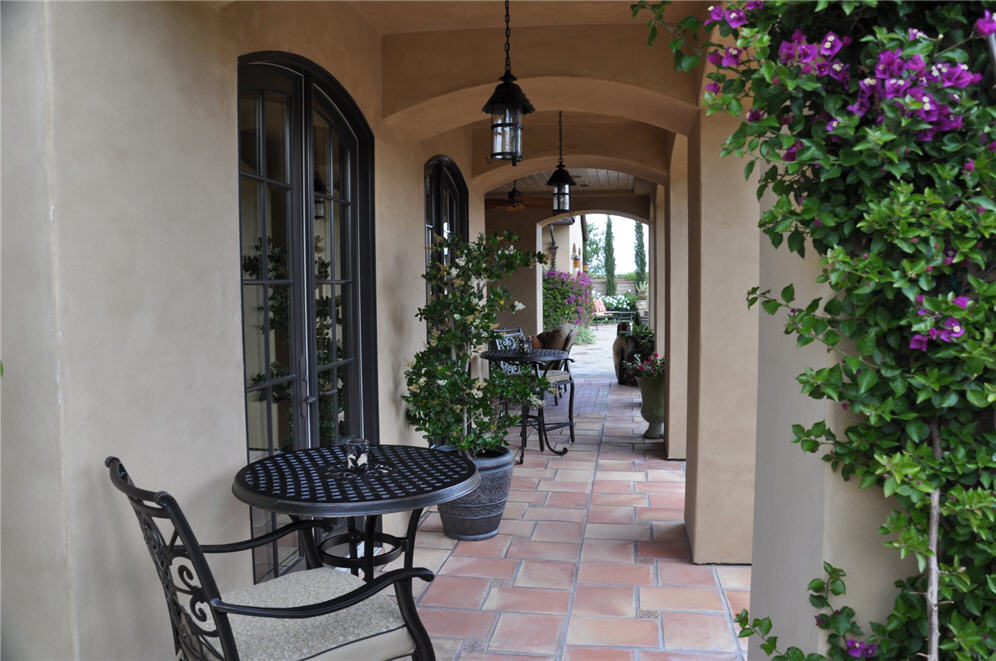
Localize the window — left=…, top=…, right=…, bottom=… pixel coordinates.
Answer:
left=423, top=157, right=469, bottom=307
left=238, top=53, right=377, bottom=580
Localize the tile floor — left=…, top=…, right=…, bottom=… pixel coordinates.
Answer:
left=406, top=325, right=751, bottom=661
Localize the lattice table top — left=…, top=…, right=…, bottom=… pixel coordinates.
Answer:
left=232, top=445, right=480, bottom=516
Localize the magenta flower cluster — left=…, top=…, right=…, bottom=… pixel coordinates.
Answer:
left=543, top=269, right=594, bottom=326
left=909, top=295, right=969, bottom=352
left=777, top=29, right=852, bottom=84
left=625, top=352, right=666, bottom=379
left=976, top=10, right=996, bottom=36
left=845, top=638, right=878, bottom=658
left=844, top=41, right=982, bottom=140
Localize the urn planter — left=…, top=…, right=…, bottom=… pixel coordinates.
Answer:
left=636, top=375, right=667, bottom=439
left=437, top=446, right=515, bottom=540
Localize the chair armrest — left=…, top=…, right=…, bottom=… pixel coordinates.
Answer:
left=210, top=567, right=435, bottom=619
left=201, top=518, right=331, bottom=554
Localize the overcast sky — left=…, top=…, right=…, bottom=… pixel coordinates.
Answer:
left=585, top=214, right=648, bottom=273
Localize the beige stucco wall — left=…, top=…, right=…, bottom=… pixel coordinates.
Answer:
left=663, top=137, right=690, bottom=460
left=683, top=111, right=759, bottom=563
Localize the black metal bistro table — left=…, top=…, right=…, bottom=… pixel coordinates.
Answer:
left=479, top=348, right=574, bottom=463
left=233, top=445, right=479, bottom=580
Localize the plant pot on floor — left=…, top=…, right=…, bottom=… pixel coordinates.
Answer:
left=636, top=375, right=667, bottom=439
left=437, top=446, right=515, bottom=540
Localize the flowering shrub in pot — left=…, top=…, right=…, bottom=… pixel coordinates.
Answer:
left=636, top=1, right=996, bottom=659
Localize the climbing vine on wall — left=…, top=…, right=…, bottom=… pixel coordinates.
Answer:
left=635, top=1, right=996, bottom=659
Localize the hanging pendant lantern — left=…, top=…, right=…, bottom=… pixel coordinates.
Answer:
left=546, top=111, right=576, bottom=214
left=482, top=0, right=534, bottom=165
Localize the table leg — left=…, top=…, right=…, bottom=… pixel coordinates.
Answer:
left=292, top=515, right=324, bottom=569
left=403, top=508, right=424, bottom=569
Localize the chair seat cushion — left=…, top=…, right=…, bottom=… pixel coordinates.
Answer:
left=545, top=370, right=572, bottom=384
left=221, top=567, right=414, bottom=661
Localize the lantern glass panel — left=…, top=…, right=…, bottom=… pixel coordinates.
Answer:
left=491, top=107, right=522, bottom=160
left=553, top=184, right=570, bottom=213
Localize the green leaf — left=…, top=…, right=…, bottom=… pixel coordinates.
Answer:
left=857, top=370, right=879, bottom=394
left=761, top=299, right=781, bottom=315
left=905, top=420, right=929, bottom=442
left=744, top=159, right=756, bottom=180
left=781, top=284, right=795, bottom=303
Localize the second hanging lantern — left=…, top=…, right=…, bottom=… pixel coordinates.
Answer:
left=547, top=111, right=576, bottom=214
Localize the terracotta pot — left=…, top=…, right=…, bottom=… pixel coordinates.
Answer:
left=636, top=375, right=667, bottom=439
left=437, top=446, right=515, bottom=540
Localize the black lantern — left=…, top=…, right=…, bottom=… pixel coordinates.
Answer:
left=482, top=0, right=534, bottom=165
left=546, top=111, right=575, bottom=214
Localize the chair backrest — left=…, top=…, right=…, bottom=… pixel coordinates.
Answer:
left=561, top=327, right=578, bottom=355
left=490, top=328, right=525, bottom=374
left=106, top=457, right=236, bottom=660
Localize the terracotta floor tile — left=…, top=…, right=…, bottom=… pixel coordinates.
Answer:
left=648, top=492, right=687, bottom=509
left=507, top=539, right=580, bottom=561
left=508, top=489, right=549, bottom=504
left=637, top=507, right=686, bottom=522
left=512, top=476, right=541, bottom=489
left=716, top=565, right=752, bottom=590
left=591, top=493, right=649, bottom=507
left=640, top=653, right=739, bottom=661
left=656, top=563, right=719, bottom=588
left=515, top=467, right=558, bottom=479
left=588, top=505, right=636, bottom=524
left=459, top=653, right=554, bottom=661
left=503, top=501, right=528, bottom=518
left=554, top=469, right=596, bottom=482
left=660, top=612, right=737, bottom=652
left=489, top=613, right=565, bottom=654
left=428, top=635, right=462, bottom=661
left=637, top=540, right=691, bottom=562
left=596, top=470, right=648, bottom=481
left=580, top=539, right=636, bottom=563
left=651, top=522, right=689, bottom=541
left=596, top=459, right=637, bottom=470
left=725, top=589, right=750, bottom=615
left=420, top=575, right=491, bottom=608
left=452, top=535, right=512, bottom=558
left=552, top=460, right=600, bottom=471
left=438, top=556, right=519, bottom=579
left=498, top=518, right=537, bottom=537
left=585, top=522, right=653, bottom=541
left=537, top=480, right=592, bottom=493
left=592, top=480, right=635, bottom=494
left=640, top=586, right=725, bottom=612
left=420, top=607, right=497, bottom=639
left=515, top=560, right=577, bottom=588
left=531, top=520, right=583, bottom=543
left=483, top=586, right=570, bottom=614
left=635, top=481, right=687, bottom=493
left=572, top=584, right=637, bottom=617
left=546, top=491, right=590, bottom=508
left=578, top=562, right=654, bottom=586
left=564, top=647, right=635, bottom=661
left=523, top=506, right=587, bottom=522
left=565, top=616, right=660, bottom=647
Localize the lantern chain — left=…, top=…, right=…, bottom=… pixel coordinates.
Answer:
left=558, top=110, right=564, bottom=166
left=504, top=0, right=512, bottom=74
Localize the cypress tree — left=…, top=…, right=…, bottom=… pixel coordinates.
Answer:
left=634, top=223, right=647, bottom=285
left=604, top=216, right=616, bottom=296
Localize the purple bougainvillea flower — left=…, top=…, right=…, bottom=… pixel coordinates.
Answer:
left=820, top=31, right=844, bottom=57
left=777, top=40, right=797, bottom=65
left=908, top=28, right=927, bottom=40
left=918, top=127, right=937, bottom=142
left=953, top=296, right=970, bottom=308
left=722, top=47, right=742, bottom=67
left=828, top=61, right=850, bottom=84
left=975, top=10, right=996, bottom=36
left=936, top=111, right=963, bottom=131
left=846, top=97, right=870, bottom=118
left=910, top=334, right=929, bottom=351
left=705, top=81, right=721, bottom=94
left=915, top=294, right=924, bottom=304
left=726, top=8, right=747, bottom=28
left=782, top=141, right=801, bottom=162
left=965, top=160, right=975, bottom=173
left=813, top=218, right=823, bottom=227
left=883, top=77, right=911, bottom=98
left=705, top=4, right=725, bottom=24
left=875, top=49, right=904, bottom=78
left=746, top=0, right=764, bottom=9
left=746, top=108, right=765, bottom=122
left=780, top=112, right=794, bottom=126
left=707, top=51, right=723, bottom=67
left=826, top=118, right=840, bottom=132
left=797, top=43, right=819, bottom=63
left=942, top=317, right=965, bottom=340
left=904, top=53, right=927, bottom=76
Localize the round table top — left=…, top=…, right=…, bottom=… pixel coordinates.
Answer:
left=232, top=445, right=480, bottom=517
left=480, top=348, right=568, bottom=364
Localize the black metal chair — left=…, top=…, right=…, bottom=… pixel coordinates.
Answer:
left=105, top=457, right=436, bottom=661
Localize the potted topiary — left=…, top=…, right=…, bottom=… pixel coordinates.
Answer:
left=404, top=231, right=545, bottom=540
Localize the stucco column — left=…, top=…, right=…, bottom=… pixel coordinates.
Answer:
left=684, top=111, right=759, bottom=563
left=662, top=138, right=690, bottom=459
left=750, top=209, right=915, bottom=655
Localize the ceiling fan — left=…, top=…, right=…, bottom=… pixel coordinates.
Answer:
left=485, top=180, right=552, bottom=211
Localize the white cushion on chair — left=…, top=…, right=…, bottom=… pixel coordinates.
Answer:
left=545, top=370, right=572, bottom=384
left=221, top=567, right=416, bottom=661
